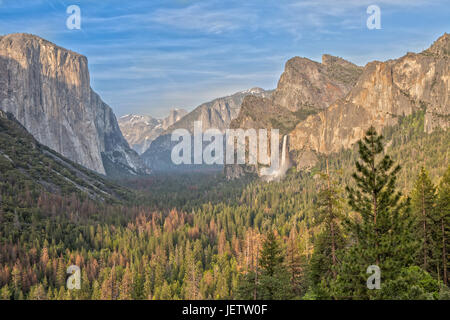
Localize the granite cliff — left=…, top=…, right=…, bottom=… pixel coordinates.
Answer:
left=0, top=33, right=148, bottom=176
left=289, top=33, right=449, bottom=169
left=226, top=33, right=449, bottom=178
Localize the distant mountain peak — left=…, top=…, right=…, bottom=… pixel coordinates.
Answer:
left=118, top=108, right=187, bottom=154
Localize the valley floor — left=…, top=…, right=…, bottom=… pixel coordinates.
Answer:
left=0, top=111, right=449, bottom=300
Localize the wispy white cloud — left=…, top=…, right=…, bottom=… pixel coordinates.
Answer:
left=150, top=3, right=257, bottom=34
left=1, top=0, right=448, bottom=117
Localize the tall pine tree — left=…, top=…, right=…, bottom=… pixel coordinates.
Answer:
left=258, top=231, right=292, bottom=299
left=285, top=227, right=306, bottom=297
left=436, top=166, right=450, bottom=287
left=334, top=126, right=416, bottom=299
left=309, top=160, right=346, bottom=299
left=411, top=167, right=437, bottom=273
left=238, top=231, right=292, bottom=299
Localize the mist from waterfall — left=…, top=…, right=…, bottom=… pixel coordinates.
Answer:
left=263, top=134, right=290, bottom=181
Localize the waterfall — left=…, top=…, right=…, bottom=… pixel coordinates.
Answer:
left=261, top=134, right=289, bottom=181
left=281, top=135, right=287, bottom=169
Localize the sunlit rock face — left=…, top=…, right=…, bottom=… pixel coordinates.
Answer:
left=225, top=54, right=362, bottom=179
left=0, top=33, right=148, bottom=175
left=272, top=54, right=363, bottom=112
left=226, top=34, right=449, bottom=178
left=289, top=33, right=449, bottom=169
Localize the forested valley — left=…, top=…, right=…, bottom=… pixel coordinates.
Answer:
left=0, top=110, right=449, bottom=300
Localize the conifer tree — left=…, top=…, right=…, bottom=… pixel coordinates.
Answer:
left=159, top=281, right=172, bottom=299
left=258, top=231, right=292, bottom=299
left=29, top=284, right=46, bottom=300
left=11, top=263, right=21, bottom=299
left=183, top=244, right=202, bottom=299
left=411, top=167, right=437, bottom=273
left=436, top=166, right=450, bottom=286
left=335, top=126, right=416, bottom=299
left=56, top=259, right=66, bottom=288
left=143, top=270, right=153, bottom=299
left=237, top=270, right=259, bottom=300
left=309, top=160, right=346, bottom=298
left=285, top=227, right=306, bottom=297
left=0, top=285, right=11, bottom=300
left=119, top=267, right=133, bottom=300
left=80, top=270, right=91, bottom=300
left=91, top=280, right=101, bottom=300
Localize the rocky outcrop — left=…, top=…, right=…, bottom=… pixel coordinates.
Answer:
left=225, top=55, right=362, bottom=178
left=289, top=33, right=449, bottom=169
left=0, top=33, right=148, bottom=176
left=118, top=109, right=187, bottom=154
left=230, top=95, right=304, bottom=136
left=271, top=55, right=363, bottom=112
left=226, top=34, right=449, bottom=178
left=142, top=88, right=271, bottom=171
left=162, top=108, right=188, bottom=130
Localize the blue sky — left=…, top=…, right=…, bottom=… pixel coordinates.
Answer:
left=0, top=0, right=448, bottom=117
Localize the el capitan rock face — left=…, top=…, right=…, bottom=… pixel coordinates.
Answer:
left=0, top=33, right=148, bottom=176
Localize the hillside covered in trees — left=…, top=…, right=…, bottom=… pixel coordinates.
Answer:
left=0, top=110, right=448, bottom=300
